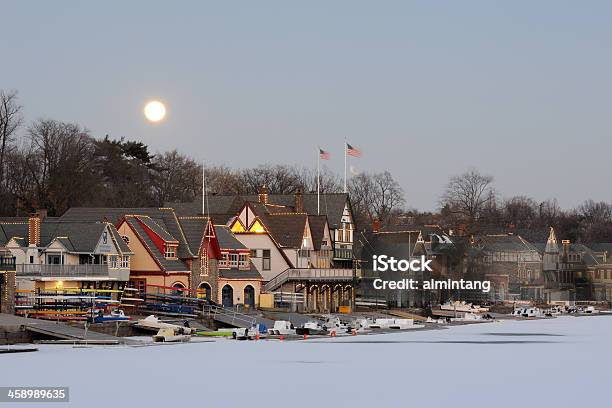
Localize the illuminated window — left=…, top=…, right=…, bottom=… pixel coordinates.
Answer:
left=231, top=221, right=246, bottom=233
left=249, top=220, right=265, bottom=233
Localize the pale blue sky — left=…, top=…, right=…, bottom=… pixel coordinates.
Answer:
left=2, top=1, right=611, bottom=210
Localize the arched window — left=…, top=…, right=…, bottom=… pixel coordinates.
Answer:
left=198, top=282, right=211, bottom=301
left=172, top=282, right=185, bottom=296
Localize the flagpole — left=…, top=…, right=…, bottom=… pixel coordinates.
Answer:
left=317, top=147, right=320, bottom=215
left=343, top=139, right=347, bottom=193
left=202, top=160, right=205, bottom=215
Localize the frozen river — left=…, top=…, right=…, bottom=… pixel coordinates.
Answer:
left=2, top=315, right=611, bottom=408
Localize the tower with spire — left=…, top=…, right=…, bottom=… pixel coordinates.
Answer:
left=543, top=227, right=559, bottom=272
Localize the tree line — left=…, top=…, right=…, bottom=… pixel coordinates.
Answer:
left=0, top=90, right=405, bottom=223
left=2, top=89, right=611, bottom=243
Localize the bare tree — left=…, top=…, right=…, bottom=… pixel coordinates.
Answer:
left=349, top=171, right=405, bottom=227
left=0, top=90, right=23, bottom=187
left=152, top=150, right=201, bottom=205
left=440, top=169, right=495, bottom=227
left=504, top=195, right=538, bottom=227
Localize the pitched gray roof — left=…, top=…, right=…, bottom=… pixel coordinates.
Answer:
left=61, top=207, right=194, bottom=258
left=220, top=263, right=262, bottom=280
left=214, top=225, right=246, bottom=250
left=167, top=193, right=350, bottom=227
left=125, top=216, right=188, bottom=272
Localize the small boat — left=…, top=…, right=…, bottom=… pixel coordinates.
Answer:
left=232, top=326, right=259, bottom=340
left=135, top=315, right=195, bottom=334
left=267, top=320, right=296, bottom=336
left=521, top=307, right=543, bottom=318
left=295, top=321, right=327, bottom=336
left=440, top=300, right=489, bottom=313
left=93, top=308, right=130, bottom=323
left=451, top=312, right=483, bottom=322
left=322, top=316, right=351, bottom=335
left=368, top=318, right=395, bottom=329
left=152, top=327, right=191, bottom=343
left=389, top=318, right=423, bottom=329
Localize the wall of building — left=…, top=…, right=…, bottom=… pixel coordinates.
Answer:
left=0, top=271, right=16, bottom=314
left=217, top=279, right=261, bottom=308
left=233, top=234, right=290, bottom=281
left=117, top=223, right=161, bottom=272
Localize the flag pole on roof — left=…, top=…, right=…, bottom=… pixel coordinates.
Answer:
left=317, top=147, right=330, bottom=215
left=344, top=141, right=362, bottom=193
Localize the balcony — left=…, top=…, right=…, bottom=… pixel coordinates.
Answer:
left=15, top=264, right=129, bottom=281
left=333, top=246, right=353, bottom=260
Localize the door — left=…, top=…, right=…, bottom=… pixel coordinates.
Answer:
left=221, top=285, right=233, bottom=308
left=244, top=285, right=255, bottom=309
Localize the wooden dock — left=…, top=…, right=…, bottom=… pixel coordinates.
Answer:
left=0, top=313, right=130, bottom=344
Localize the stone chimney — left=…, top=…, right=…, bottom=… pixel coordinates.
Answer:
left=294, top=188, right=303, bottom=213
left=28, top=213, right=41, bottom=247
left=258, top=185, right=269, bottom=204
left=372, top=219, right=381, bottom=233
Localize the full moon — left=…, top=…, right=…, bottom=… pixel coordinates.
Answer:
left=144, top=100, right=166, bottom=122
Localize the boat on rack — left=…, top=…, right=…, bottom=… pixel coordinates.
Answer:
left=92, top=308, right=130, bottom=323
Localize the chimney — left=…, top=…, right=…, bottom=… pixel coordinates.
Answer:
left=258, top=185, right=269, bottom=204
left=28, top=213, right=41, bottom=247
left=372, top=219, right=381, bottom=233
left=294, top=188, right=303, bottom=213
left=562, top=239, right=570, bottom=259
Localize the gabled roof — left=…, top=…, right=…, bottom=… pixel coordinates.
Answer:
left=214, top=225, right=247, bottom=250
left=308, top=215, right=328, bottom=250
left=61, top=207, right=194, bottom=258
left=0, top=222, right=28, bottom=246
left=123, top=216, right=188, bottom=272
left=477, top=234, right=540, bottom=253
left=0, top=218, right=131, bottom=254
left=168, top=193, right=350, bottom=227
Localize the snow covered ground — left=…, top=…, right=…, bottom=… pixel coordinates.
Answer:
left=2, top=315, right=611, bottom=408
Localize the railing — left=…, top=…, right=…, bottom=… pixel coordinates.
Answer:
left=15, top=264, right=111, bottom=278
left=264, top=268, right=354, bottom=292
left=0, top=256, right=16, bottom=270
left=273, top=291, right=305, bottom=304
left=202, top=304, right=257, bottom=328
left=333, top=247, right=353, bottom=260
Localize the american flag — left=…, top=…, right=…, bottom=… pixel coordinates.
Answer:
left=319, top=148, right=330, bottom=160
left=346, top=143, right=362, bottom=157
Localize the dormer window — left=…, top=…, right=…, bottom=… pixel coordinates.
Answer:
left=229, top=253, right=239, bottom=268
left=219, top=252, right=229, bottom=268
left=165, top=244, right=177, bottom=259
left=239, top=253, right=249, bottom=270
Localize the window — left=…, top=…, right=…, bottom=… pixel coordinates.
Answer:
left=121, top=235, right=130, bottom=244
left=229, top=253, right=239, bottom=268
left=262, top=249, right=271, bottom=271
left=165, top=245, right=177, bottom=259
left=239, top=253, right=249, bottom=269
left=29, top=255, right=34, bottom=264
left=250, top=249, right=258, bottom=258
left=47, top=254, right=62, bottom=265
left=219, top=252, right=229, bottom=268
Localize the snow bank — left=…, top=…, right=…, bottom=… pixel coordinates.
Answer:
left=1, top=316, right=610, bottom=408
